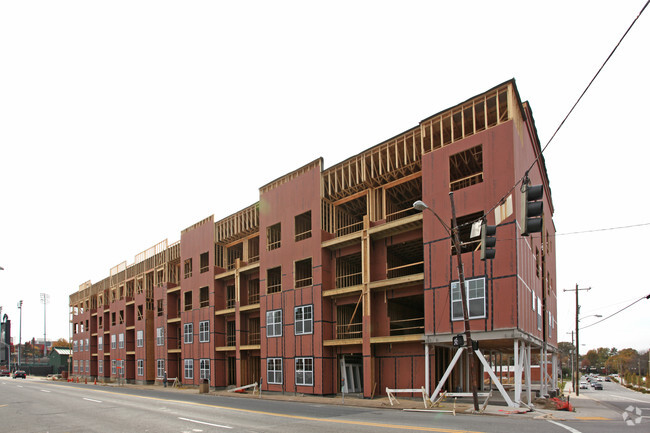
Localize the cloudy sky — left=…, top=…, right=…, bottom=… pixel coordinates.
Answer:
left=1, top=1, right=648, bottom=354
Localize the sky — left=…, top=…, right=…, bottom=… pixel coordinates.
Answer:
left=1, top=1, right=648, bottom=355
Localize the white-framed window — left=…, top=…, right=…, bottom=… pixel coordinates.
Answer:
left=137, top=330, right=144, bottom=347
left=451, top=277, right=486, bottom=321
left=157, top=359, right=165, bottom=378
left=73, top=360, right=78, bottom=372
left=85, top=338, right=89, bottom=351
left=267, top=358, right=283, bottom=384
left=184, top=358, right=194, bottom=380
left=157, top=327, right=164, bottom=346
left=118, top=333, right=125, bottom=349
left=111, top=334, right=117, bottom=349
left=295, top=357, right=313, bottom=386
left=184, top=323, right=193, bottom=344
left=200, top=358, right=210, bottom=380
left=98, top=336, right=103, bottom=351
left=73, top=341, right=78, bottom=352
left=294, top=305, right=313, bottom=335
left=111, top=360, right=116, bottom=375
left=137, top=359, right=144, bottom=376
left=537, top=296, right=542, bottom=330
left=199, top=320, right=210, bottom=342
left=98, top=360, right=103, bottom=374
left=266, top=310, right=282, bottom=337
left=86, top=359, right=90, bottom=373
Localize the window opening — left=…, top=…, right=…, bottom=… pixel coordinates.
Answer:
left=294, top=258, right=312, bottom=288
left=295, top=211, right=312, bottom=242
left=267, top=223, right=281, bottom=251
left=267, top=267, right=282, bottom=294
left=449, top=144, right=483, bottom=191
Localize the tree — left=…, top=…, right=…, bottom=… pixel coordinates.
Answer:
left=52, top=338, right=69, bottom=348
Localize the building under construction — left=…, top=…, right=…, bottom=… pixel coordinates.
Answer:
left=69, top=79, right=557, bottom=405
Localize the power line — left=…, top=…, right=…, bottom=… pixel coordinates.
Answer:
left=480, top=0, right=650, bottom=228
left=580, top=294, right=650, bottom=330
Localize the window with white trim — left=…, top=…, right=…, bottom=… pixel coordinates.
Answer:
left=267, top=358, right=282, bottom=384
left=200, top=358, right=210, bottom=380
left=73, top=340, right=78, bottom=352
left=157, top=327, right=164, bottom=346
left=295, top=357, right=313, bottom=386
left=98, top=360, right=103, bottom=374
left=294, top=305, right=313, bottom=335
left=184, top=323, right=193, bottom=344
left=118, top=333, right=125, bottom=349
left=98, top=336, right=103, bottom=351
left=266, top=309, right=282, bottom=337
left=184, top=358, right=194, bottom=379
left=85, top=338, right=89, bottom=351
left=86, top=359, right=89, bottom=373
left=451, top=277, right=486, bottom=320
left=111, top=334, right=116, bottom=349
left=73, top=360, right=78, bottom=372
left=137, top=330, right=144, bottom=347
left=157, top=359, right=165, bottom=378
left=111, top=360, right=116, bottom=375
left=137, top=359, right=144, bottom=376
left=537, top=296, right=542, bottom=330
left=199, top=320, right=210, bottom=342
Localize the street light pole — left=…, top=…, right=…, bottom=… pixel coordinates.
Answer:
left=412, top=196, right=479, bottom=411
left=40, top=293, right=50, bottom=356
left=17, top=300, right=23, bottom=369
left=448, top=192, right=480, bottom=411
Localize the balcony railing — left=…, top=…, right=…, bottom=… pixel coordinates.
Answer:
left=336, top=272, right=362, bottom=289
left=386, top=261, right=424, bottom=279
left=389, top=317, right=424, bottom=336
left=336, top=322, right=362, bottom=339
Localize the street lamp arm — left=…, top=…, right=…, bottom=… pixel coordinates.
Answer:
left=412, top=200, right=452, bottom=235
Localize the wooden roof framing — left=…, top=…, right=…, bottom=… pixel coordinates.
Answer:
left=214, top=203, right=260, bottom=244
left=322, top=128, right=422, bottom=201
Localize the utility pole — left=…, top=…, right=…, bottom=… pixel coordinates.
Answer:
left=563, top=284, right=591, bottom=396
left=566, top=330, right=575, bottom=392
left=449, top=192, right=479, bottom=411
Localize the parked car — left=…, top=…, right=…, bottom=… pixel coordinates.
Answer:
left=579, top=382, right=589, bottom=389
left=13, top=370, right=26, bottom=379
left=0, top=369, right=10, bottom=377
left=605, top=377, right=611, bottom=382
left=593, top=382, right=603, bottom=390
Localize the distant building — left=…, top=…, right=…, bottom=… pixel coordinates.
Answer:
left=48, top=347, right=71, bottom=374
left=69, top=79, right=557, bottom=401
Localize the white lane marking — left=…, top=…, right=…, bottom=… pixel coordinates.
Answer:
left=547, top=420, right=582, bottom=433
left=178, top=417, right=232, bottom=429
left=17, top=385, right=23, bottom=388
left=40, top=390, right=51, bottom=393
left=616, top=394, right=649, bottom=403
left=83, top=397, right=102, bottom=403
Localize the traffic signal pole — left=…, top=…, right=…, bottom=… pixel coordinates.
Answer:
left=449, top=192, right=479, bottom=411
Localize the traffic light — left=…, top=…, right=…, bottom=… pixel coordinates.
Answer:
left=521, top=184, right=543, bottom=236
left=480, top=221, right=496, bottom=260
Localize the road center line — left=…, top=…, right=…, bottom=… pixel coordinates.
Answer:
left=615, top=394, right=648, bottom=403
left=547, top=420, right=582, bottom=433
left=178, top=417, right=232, bottom=429
left=40, top=390, right=51, bottom=393
left=83, top=398, right=102, bottom=403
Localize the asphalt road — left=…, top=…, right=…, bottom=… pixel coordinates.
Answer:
left=0, top=377, right=646, bottom=433
left=575, top=379, right=650, bottom=427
